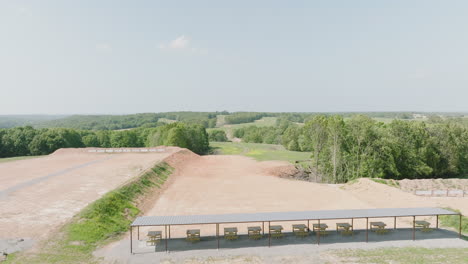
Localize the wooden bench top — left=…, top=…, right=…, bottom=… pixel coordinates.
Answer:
left=269, top=225, right=283, bottom=231
left=187, top=229, right=200, bottom=235
left=147, top=231, right=162, bottom=236
left=224, top=227, right=238, bottom=233
left=370, top=222, right=386, bottom=227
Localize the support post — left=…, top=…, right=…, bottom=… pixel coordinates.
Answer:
left=317, top=219, right=320, bottom=245
left=169, top=225, right=171, bottom=239
left=268, top=221, right=271, bottom=247
left=351, top=218, right=354, bottom=231
left=216, top=223, right=219, bottom=250
left=137, top=226, right=140, bottom=240
left=460, top=214, right=463, bottom=238
left=307, top=220, right=310, bottom=231
left=436, top=215, right=439, bottom=229
left=394, top=216, right=396, bottom=230
left=413, top=216, right=416, bottom=241
left=262, top=222, right=265, bottom=235
left=165, top=225, right=168, bottom=252
left=366, top=218, right=369, bottom=242
left=130, top=226, right=133, bottom=254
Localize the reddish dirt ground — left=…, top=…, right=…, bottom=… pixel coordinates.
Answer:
left=136, top=154, right=467, bottom=238
left=0, top=147, right=181, bottom=242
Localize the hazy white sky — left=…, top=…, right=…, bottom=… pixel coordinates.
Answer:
left=0, top=0, right=467, bottom=114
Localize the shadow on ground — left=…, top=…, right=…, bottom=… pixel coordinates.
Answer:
left=131, top=228, right=460, bottom=254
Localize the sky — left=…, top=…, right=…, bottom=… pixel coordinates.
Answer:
left=0, top=0, right=467, bottom=115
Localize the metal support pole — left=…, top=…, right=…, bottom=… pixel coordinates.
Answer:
left=130, top=226, right=133, bottom=254
left=169, top=225, right=171, bottom=239
left=366, top=218, right=369, bottom=242
left=394, top=217, right=396, bottom=230
left=137, top=226, right=140, bottom=240
left=460, top=214, right=463, bottom=238
left=351, top=218, right=354, bottom=231
left=413, top=216, right=416, bottom=241
left=436, top=215, right=439, bottom=229
left=307, top=220, right=310, bottom=231
left=268, top=221, right=271, bottom=247
left=216, top=223, right=219, bottom=250
left=317, top=219, right=320, bottom=245
left=165, top=225, right=168, bottom=252
left=262, top=222, right=265, bottom=235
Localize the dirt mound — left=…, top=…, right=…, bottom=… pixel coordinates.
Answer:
left=162, top=148, right=200, bottom=169
left=50, top=148, right=88, bottom=155
left=343, top=178, right=468, bottom=216
left=399, top=178, right=468, bottom=192
left=0, top=147, right=179, bottom=251
left=260, top=161, right=299, bottom=177
left=51, top=147, right=178, bottom=156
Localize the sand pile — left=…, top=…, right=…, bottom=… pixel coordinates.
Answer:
left=162, top=148, right=201, bottom=169
left=344, top=178, right=468, bottom=216
left=399, top=178, right=468, bottom=192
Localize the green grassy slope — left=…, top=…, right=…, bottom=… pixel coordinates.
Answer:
left=210, top=142, right=310, bottom=163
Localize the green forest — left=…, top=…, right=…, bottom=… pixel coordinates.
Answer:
left=234, top=115, right=468, bottom=182
left=0, top=122, right=209, bottom=157
left=1, top=112, right=467, bottom=183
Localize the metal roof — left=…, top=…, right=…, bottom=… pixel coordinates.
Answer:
left=131, top=207, right=458, bottom=226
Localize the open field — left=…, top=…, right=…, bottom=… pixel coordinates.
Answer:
left=210, top=142, right=310, bottom=162
left=0, top=147, right=182, bottom=255
left=3, top=147, right=467, bottom=263
left=97, top=152, right=468, bottom=263
left=219, top=117, right=278, bottom=128
left=209, top=117, right=278, bottom=140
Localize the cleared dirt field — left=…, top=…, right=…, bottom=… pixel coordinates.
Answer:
left=132, top=155, right=467, bottom=237
left=99, top=152, right=468, bottom=263
left=0, top=147, right=182, bottom=251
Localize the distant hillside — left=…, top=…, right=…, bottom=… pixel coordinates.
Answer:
left=0, top=115, right=66, bottom=129
left=2, top=112, right=466, bottom=130
left=35, top=112, right=224, bottom=130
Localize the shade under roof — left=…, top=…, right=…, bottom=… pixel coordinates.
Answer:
left=131, top=207, right=458, bottom=226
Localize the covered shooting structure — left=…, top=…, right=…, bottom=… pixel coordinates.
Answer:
left=130, top=207, right=462, bottom=253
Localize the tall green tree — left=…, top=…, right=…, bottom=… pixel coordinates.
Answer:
left=302, top=115, right=329, bottom=181
left=326, top=116, right=346, bottom=183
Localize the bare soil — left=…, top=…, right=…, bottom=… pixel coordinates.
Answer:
left=97, top=154, right=468, bottom=263
left=0, top=147, right=182, bottom=247
left=398, top=178, right=468, bottom=192
left=343, top=178, right=468, bottom=216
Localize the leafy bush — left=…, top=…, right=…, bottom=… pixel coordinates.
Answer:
left=208, top=130, right=228, bottom=142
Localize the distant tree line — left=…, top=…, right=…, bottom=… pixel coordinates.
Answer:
left=0, top=115, right=65, bottom=129
left=234, top=115, right=468, bottom=182
left=3, top=112, right=465, bottom=130
left=33, top=112, right=228, bottom=130
left=0, top=123, right=209, bottom=157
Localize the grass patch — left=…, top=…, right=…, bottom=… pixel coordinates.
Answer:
left=332, top=247, right=468, bottom=264
left=210, top=142, right=311, bottom=163
left=208, top=117, right=278, bottom=140
left=439, top=208, right=468, bottom=236
left=222, top=117, right=278, bottom=128
left=11, top=162, right=173, bottom=264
